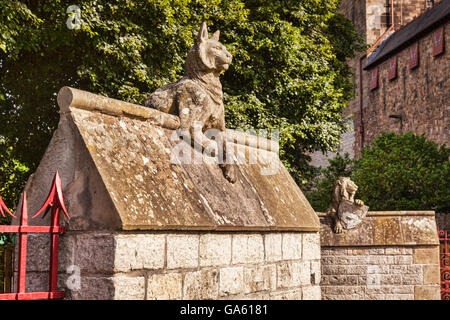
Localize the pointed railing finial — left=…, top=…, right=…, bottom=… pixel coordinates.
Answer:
left=32, top=171, right=70, bottom=220
left=0, top=194, right=16, bottom=218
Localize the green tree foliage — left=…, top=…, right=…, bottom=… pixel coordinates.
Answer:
left=0, top=0, right=363, bottom=186
left=0, top=138, right=28, bottom=253
left=0, top=138, right=29, bottom=223
left=304, top=133, right=450, bottom=213
left=352, top=132, right=449, bottom=212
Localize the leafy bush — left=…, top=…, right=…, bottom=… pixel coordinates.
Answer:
left=352, top=132, right=449, bottom=212
left=304, top=132, right=450, bottom=213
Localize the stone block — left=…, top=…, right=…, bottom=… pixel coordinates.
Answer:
left=414, top=285, right=440, bottom=300
left=147, top=273, right=182, bottom=300
left=345, top=265, right=367, bottom=275
left=302, top=286, right=321, bottom=300
left=232, top=234, right=264, bottom=264
left=244, top=265, right=276, bottom=293
left=385, top=294, right=414, bottom=300
left=281, top=233, right=302, bottom=260
left=347, top=248, right=368, bottom=255
left=115, top=234, right=165, bottom=272
left=183, top=269, right=219, bottom=299
left=402, top=274, right=423, bottom=285
left=74, top=233, right=115, bottom=273
left=423, top=265, right=440, bottom=284
left=25, top=234, right=51, bottom=272
left=365, top=293, right=386, bottom=300
left=400, top=217, right=439, bottom=245
left=347, top=255, right=371, bottom=265
left=368, top=255, right=395, bottom=265
left=112, top=275, right=145, bottom=300
left=219, top=267, right=244, bottom=296
left=389, top=265, right=408, bottom=274
left=302, top=233, right=320, bottom=261
left=277, top=261, right=310, bottom=288
left=393, top=255, right=413, bottom=265
left=413, top=247, right=439, bottom=265
left=199, top=234, right=232, bottom=267
left=270, top=289, right=302, bottom=300
left=264, top=234, right=282, bottom=262
left=321, top=264, right=346, bottom=275
left=69, top=276, right=114, bottom=300
left=23, top=271, right=48, bottom=293
left=373, top=217, right=403, bottom=245
left=379, top=275, right=402, bottom=285
left=385, top=248, right=403, bottom=255
left=310, top=260, right=321, bottom=285
left=167, top=234, right=199, bottom=269
left=368, top=248, right=385, bottom=255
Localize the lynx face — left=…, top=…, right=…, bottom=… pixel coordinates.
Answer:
left=196, top=22, right=232, bottom=72
left=345, top=179, right=358, bottom=193
left=338, top=177, right=358, bottom=200
left=201, top=38, right=232, bottom=71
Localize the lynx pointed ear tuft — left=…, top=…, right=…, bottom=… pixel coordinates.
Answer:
left=197, top=22, right=209, bottom=44
left=211, top=30, right=220, bottom=41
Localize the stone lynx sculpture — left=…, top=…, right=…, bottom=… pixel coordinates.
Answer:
left=144, top=22, right=236, bottom=183
left=327, top=177, right=369, bottom=233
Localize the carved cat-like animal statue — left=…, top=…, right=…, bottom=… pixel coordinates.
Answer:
left=327, top=177, right=366, bottom=233
left=144, top=22, right=236, bottom=183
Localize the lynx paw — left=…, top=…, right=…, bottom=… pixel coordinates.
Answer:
left=355, top=199, right=364, bottom=206
left=334, top=221, right=343, bottom=234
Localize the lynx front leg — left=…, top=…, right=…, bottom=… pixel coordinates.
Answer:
left=219, top=130, right=236, bottom=183
left=327, top=207, right=343, bottom=234
left=217, top=119, right=236, bottom=183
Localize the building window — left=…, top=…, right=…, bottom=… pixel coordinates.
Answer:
left=370, top=67, right=379, bottom=90
left=433, top=26, right=445, bottom=56
left=409, top=42, right=419, bottom=69
left=388, top=56, right=397, bottom=80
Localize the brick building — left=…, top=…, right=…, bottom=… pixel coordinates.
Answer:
left=309, top=0, right=449, bottom=166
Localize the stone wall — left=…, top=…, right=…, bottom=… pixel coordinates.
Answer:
left=338, top=1, right=446, bottom=159
left=21, top=231, right=321, bottom=300
left=318, top=211, right=441, bottom=300
left=358, top=21, right=449, bottom=151
left=321, top=246, right=440, bottom=300
left=13, top=87, right=321, bottom=300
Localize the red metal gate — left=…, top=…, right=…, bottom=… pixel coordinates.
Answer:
left=438, top=226, right=450, bottom=300
left=0, top=172, right=69, bottom=300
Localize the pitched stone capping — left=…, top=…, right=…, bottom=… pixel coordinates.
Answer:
left=14, top=87, right=320, bottom=233
left=318, top=211, right=439, bottom=246
left=58, top=87, right=279, bottom=152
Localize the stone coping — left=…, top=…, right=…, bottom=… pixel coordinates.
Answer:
left=16, top=87, right=319, bottom=232
left=316, top=210, right=435, bottom=217
left=57, top=87, right=279, bottom=153
left=318, top=211, right=439, bottom=246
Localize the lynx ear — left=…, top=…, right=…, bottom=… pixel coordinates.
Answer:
left=211, top=30, right=220, bottom=41
left=197, top=22, right=209, bottom=44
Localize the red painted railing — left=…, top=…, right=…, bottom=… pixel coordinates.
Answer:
left=0, top=172, right=69, bottom=300
left=438, top=226, right=450, bottom=300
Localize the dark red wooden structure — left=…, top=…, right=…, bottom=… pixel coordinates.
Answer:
left=0, top=172, right=69, bottom=300
left=439, top=226, right=450, bottom=300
